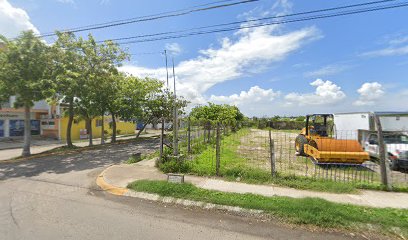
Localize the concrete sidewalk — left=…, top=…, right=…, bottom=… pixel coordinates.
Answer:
left=101, top=158, right=408, bottom=209
left=0, top=132, right=160, bottom=161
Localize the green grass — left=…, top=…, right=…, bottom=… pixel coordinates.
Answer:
left=126, top=151, right=160, bottom=164
left=128, top=180, right=408, bottom=237
left=126, top=155, right=143, bottom=164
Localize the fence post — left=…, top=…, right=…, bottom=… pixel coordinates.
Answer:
left=269, top=128, right=276, bottom=177
left=374, top=114, right=392, bottom=190
left=216, top=122, right=221, bottom=176
left=187, top=117, right=191, bottom=153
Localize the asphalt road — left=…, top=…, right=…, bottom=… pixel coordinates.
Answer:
left=0, top=139, right=358, bottom=240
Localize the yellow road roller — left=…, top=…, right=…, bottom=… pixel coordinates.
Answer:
left=295, top=114, right=369, bottom=164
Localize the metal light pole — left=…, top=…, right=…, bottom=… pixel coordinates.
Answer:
left=172, top=57, right=178, bottom=156
left=160, top=50, right=170, bottom=161
left=164, top=50, right=169, bottom=88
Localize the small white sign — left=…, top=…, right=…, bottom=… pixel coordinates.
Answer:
left=167, top=174, right=184, bottom=184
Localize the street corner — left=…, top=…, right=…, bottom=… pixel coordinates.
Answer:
left=96, top=166, right=129, bottom=196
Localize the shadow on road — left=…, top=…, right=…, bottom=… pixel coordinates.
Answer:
left=0, top=139, right=160, bottom=180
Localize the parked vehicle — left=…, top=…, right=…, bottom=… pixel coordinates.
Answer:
left=364, top=132, right=408, bottom=171
left=333, top=112, right=408, bottom=172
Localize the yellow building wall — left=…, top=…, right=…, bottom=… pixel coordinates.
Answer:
left=59, top=116, right=135, bottom=141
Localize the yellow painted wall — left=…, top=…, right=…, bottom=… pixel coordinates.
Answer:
left=59, top=116, right=135, bottom=140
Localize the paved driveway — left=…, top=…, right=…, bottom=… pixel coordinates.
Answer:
left=0, top=139, right=357, bottom=240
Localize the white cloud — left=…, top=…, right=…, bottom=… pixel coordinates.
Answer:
left=353, top=82, right=384, bottom=106
left=0, top=0, right=40, bottom=38
left=360, top=45, right=408, bottom=57
left=361, top=34, right=408, bottom=57
left=165, top=43, right=182, bottom=55
left=285, top=79, right=346, bottom=106
left=389, top=35, right=408, bottom=45
left=305, top=64, right=351, bottom=78
left=57, top=0, right=75, bottom=4
left=120, top=25, right=320, bottom=105
left=210, top=86, right=280, bottom=106
left=57, top=0, right=109, bottom=6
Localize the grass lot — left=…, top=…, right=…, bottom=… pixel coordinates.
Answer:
left=128, top=180, right=408, bottom=238
left=185, top=129, right=363, bottom=193
left=175, top=128, right=407, bottom=193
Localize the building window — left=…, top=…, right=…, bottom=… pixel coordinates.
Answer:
left=96, top=119, right=103, bottom=127
left=9, top=120, right=25, bottom=136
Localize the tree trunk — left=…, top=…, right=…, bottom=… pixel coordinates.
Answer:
left=136, top=122, right=148, bottom=138
left=101, top=114, right=105, bottom=145
left=88, top=118, right=93, bottom=146
left=66, top=98, right=74, bottom=147
left=22, top=104, right=31, bottom=157
left=111, top=113, right=117, bottom=143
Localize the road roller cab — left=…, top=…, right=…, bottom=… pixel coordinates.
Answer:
left=295, top=114, right=369, bottom=164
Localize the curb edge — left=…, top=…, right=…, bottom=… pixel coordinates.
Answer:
left=96, top=166, right=129, bottom=196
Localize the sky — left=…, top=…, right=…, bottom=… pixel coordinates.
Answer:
left=1, top=0, right=408, bottom=117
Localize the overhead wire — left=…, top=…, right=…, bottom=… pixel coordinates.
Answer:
left=37, top=0, right=259, bottom=38
left=95, top=0, right=401, bottom=44
left=110, top=1, right=408, bottom=45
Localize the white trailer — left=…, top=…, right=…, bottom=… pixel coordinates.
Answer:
left=333, top=112, right=408, bottom=140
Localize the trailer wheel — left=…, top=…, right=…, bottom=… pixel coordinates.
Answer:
left=295, top=135, right=308, bottom=156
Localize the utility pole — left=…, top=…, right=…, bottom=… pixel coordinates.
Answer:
left=160, top=50, right=170, bottom=162
left=172, top=57, right=178, bottom=156
left=164, top=50, right=169, bottom=88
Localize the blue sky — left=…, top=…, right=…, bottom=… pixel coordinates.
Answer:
left=1, top=0, right=408, bottom=116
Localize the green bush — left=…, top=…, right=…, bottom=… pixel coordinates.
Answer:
left=159, top=160, right=191, bottom=173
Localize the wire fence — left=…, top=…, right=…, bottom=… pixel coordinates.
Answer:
left=227, top=129, right=407, bottom=187
left=162, top=118, right=408, bottom=188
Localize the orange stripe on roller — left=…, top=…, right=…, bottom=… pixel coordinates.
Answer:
left=315, top=139, right=364, bottom=152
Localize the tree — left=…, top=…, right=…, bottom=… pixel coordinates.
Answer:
left=49, top=32, right=85, bottom=147
left=77, top=34, right=128, bottom=146
left=0, top=31, right=52, bottom=156
left=115, top=76, right=187, bottom=140
left=137, top=87, right=188, bottom=138
left=118, top=76, right=163, bottom=138
left=190, top=103, right=241, bottom=125
left=190, top=103, right=243, bottom=140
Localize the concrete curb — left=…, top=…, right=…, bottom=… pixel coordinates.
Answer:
left=96, top=166, right=129, bottom=196
left=96, top=166, right=264, bottom=216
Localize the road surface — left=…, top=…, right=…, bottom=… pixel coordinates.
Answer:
left=0, top=139, right=358, bottom=240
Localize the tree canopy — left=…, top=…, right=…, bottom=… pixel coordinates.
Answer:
left=190, top=103, right=243, bottom=126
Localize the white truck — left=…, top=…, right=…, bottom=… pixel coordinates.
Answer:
left=333, top=112, right=408, bottom=171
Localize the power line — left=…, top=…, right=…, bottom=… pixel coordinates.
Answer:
left=128, top=51, right=164, bottom=56
left=96, top=0, right=400, bottom=44
left=111, top=1, right=408, bottom=45
left=38, top=0, right=259, bottom=38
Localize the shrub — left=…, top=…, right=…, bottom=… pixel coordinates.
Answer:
left=159, top=160, right=191, bottom=173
